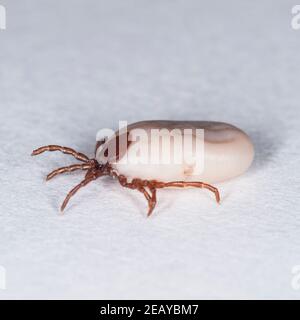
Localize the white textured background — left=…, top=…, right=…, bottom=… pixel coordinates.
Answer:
left=0, top=0, right=300, bottom=299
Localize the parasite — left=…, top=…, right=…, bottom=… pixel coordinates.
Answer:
left=32, top=121, right=254, bottom=216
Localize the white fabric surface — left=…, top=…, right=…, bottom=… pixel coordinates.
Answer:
left=0, top=0, right=300, bottom=299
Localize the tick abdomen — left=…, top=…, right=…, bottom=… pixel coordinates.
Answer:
left=96, top=121, right=254, bottom=183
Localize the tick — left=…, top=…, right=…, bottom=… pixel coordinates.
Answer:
left=32, top=121, right=254, bottom=216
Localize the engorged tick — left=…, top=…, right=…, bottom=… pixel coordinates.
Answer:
left=32, top=121, right=254, bottom=216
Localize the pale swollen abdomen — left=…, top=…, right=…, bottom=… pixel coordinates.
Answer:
left=95, top=121, right=255, bottom=183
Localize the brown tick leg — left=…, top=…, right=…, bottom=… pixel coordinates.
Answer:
left=115, top=174, right=219, bottom=215
left=147, top=187, right=157, bottom=216
left=137, top=186, right=158, bottom=217
left=154, top=181, right=220, bottom=203
left=46, top=163, right=92, bottom=181
left=115, top=175, right=158, bottom=216
left=31, top=145, right=90, bottom=163
left=60, top=169, right=102, bottom=212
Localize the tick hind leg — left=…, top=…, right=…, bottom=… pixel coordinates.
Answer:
left=116, top=175, right=219, bottom=216
left=155, top=181, right=220, bottom=203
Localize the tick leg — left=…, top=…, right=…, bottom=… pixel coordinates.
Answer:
left=137, top=186, right=157, bottom=216
left=154, top=181, right=220, bottom=203
left=32, top=145, right=90, bottom=163
left=46, top=163, right=92, bottom=181
left=148, top=187, right=157, bottom=216
left=115, top=175, right=219, bottom=215
left=116, top=175, right=158, bottom=216
left=61, top=176, right=95, bottom=212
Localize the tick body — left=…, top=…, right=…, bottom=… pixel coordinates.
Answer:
left=32, top=121, right=254, bottom=216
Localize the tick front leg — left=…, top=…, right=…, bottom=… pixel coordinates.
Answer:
left=154, top=181, right=220, bottom=203
left=32, top=145, right=90, bottom=162
left=61, top=169, right=103, bottom=212
left=46, top=163, right=92, bottom=181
